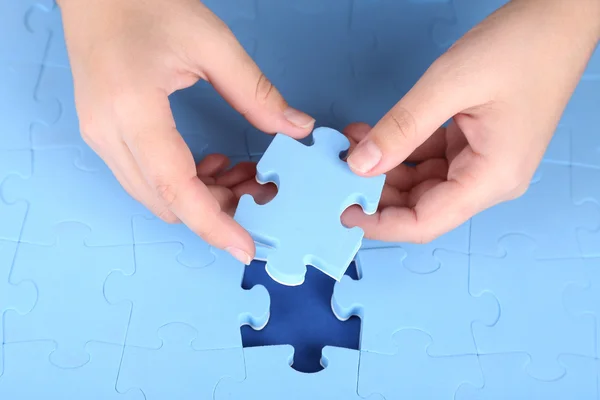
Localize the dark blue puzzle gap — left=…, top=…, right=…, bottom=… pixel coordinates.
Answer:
left=241, top=259, right=360, bottom=373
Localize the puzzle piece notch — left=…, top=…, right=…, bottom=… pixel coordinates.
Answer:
left=5, top=222, right=133, bottom=368
left=470, top=162, right=592, bottom=259
left=1, top=147, right=147, bottom=246
left=214, top=344, right=385, bottom=400
left=454, top=353, right=597, bottom=400
left=0, top=150, right=31, bottom=241
left=358, top=329, right=484, bottom=400
left=470, top=234, right=595, bottom=381
left=332, top=247, right=499, bottom=356
left=235, top=127, right=385, bottom=286
left=104, top=244, right=269, bottom=350
left=117, top=322, right=245, bottom=400
left=132, top=214, right=215, bottom=269
left=0, top=341, right=143, bottom=400
left=0, top=63, right=59, bottom=151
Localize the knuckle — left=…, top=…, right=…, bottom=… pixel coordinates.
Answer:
left=155, top=181, right=178, bottom=209
left=385, top=107, right=417, bottom=143
left=254, top=73, right=275, bottom=106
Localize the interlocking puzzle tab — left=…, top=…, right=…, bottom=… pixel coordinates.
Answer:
left=332, top=247, right=499, bottom=356
left=214, top=345, right=384, bottom=400
left=234, top=127, right=385, bottom=286
left=104, top=245, right=270, bottom=350
left=5, top=222, right=133, bottom=368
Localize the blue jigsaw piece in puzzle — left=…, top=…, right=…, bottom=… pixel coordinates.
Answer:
left=454, top=353, right=597, bottom=400
left=0, top=240, right=37, bottom=378
left=332, top=248, right=499, bottom=356
left=1, top=147, right=147, bottom=246
left=470, top=234, right=596, bottom=381
left=562, top=79, right=600, bottom=169
left=470, top=163, right=593, bottom=258
left=0, top=150, right=30, bottom=241
left=0, top=341, right=143, bottom=400
left=25, top=1, right=70, bottom=68
left=234, top=127, right=385, bottom=286
left=117, top=323, right=245, bottom=400
left=358, top=329, right=483, bottom=400
left=564, top=257, right=600, bottom=361
left=214, top=345, right=385, bottom=400
left=0, top=63, right=58, bottom=150
left=132, top=214, right=215, bottom=269
left=431, top=0, right=509, bottom=48
left=571, top=165, right=600, bottom=257
left=4, top=222, right=132, bottom=368
left=104, top=245, right=269, bottom=350
left=0, top=0, right=54, bottom=64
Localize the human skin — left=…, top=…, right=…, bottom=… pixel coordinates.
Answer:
left=57, top=0, right=600, bottom=259
left=344, top=0, right=600, bottom=243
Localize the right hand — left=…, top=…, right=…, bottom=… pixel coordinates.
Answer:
left=57, top=0, right=315, bottom=264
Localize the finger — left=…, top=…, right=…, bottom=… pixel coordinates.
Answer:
left=120, top=88, right=255, bottom=263
left=405, top=126, right=447, bottom=162
left=196, top=153, right=231, bottom=179
left=346, top=60, right=470, bottom=176
left=384, top=158, right=448, bottom=192
left=193, top=12, right=314, bottom=139
left=215, top=161, right=258, bottom=188
left=232, top=179, right=278, bottom=206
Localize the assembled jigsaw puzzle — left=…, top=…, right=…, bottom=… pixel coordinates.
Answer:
left=0, top=0, right=599, bottom=399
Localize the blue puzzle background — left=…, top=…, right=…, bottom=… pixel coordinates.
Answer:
left=1, top=0, right=599, bottom=398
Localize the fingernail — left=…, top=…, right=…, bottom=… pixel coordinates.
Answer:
left=226, top=246, right=252, bottom=265
left=347, top=140, right=382, bottom=174
left=284, top=107, right=315, bottom=128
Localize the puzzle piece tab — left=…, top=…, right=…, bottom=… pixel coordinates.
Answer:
left=470, top=163, right=591, bottom=258
left=470, top=234, right=595, bottom=380
left=132, top=214, right=214, bottom=269
left=104, top=245, right=269, bottom=350
left=332, top=248, right=499, bottom=356
left=117, top=323, right=245, bottom=400
left=455, top=353, right=597, bottom=400
left=0, top=150, right=30, bottom=241
left=358, top=329, right=483, bottom=400
left=571, top=166, right=600, bottom=257
left=0, top=341, right=143, bottom=400
left=2, top=148, right=147, bottom=245
left=214, top=345, right=384, bottom=400
left=5, top=222, right=133, bottom=368
left=235, top=127, right=385, bottom=286
left=0, top=240, right=37, bottom=378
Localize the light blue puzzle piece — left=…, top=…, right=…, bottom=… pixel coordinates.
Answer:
left=0, top=150, right=30, bottom=241
left=0, top=240, right=37, bottom=378
left=455, top=353, right=597, bottom=400
left=0, top=63, right=58, bottom=150
left=470, top=163, right=591, bottom=258
left=0, top=0, right=54, bottom=64
left=117, top=323, right=245, bottom=400
left=332, top=248, right=499, bottom=355
left=470, top=234, right=595, bottom=381
left=358, top=329, right=483, bottom=400
left=432, top=0, right=509, bottom=48
left=132, top=214, right=215, bottom=269
left=1, top=147, right=147, bottom=245
left=235, top=127, right=385, bottom=286
left=571, top=166, right=600, bottom=257
left=564, top=260, right=600, bottom=360
left=104, top=245, right=269, bottom=350
left=563, top=80, right=600, bottom=169
left=5, top=223, right=132, bottom=368
left=0, top=341, right=143, bottom=400
left=26, top=1, right=70, bottom=68
left=214, top=345, right=385, bottom=400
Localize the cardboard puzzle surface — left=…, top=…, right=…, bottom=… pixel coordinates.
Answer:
left=1, top=0, right=599, bottom=398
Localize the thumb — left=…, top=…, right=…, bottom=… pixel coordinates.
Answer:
left=198, top=26, right=314, bottom=139
left=346, top=62, right=467, bottom=176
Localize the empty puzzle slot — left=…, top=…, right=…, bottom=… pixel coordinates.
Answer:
left=241, top=259, right=361, bottom=373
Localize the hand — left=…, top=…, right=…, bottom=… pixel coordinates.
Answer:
left=343, top=0, right=600, bottom=244
left=57, top=0, right=314, bottom=263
